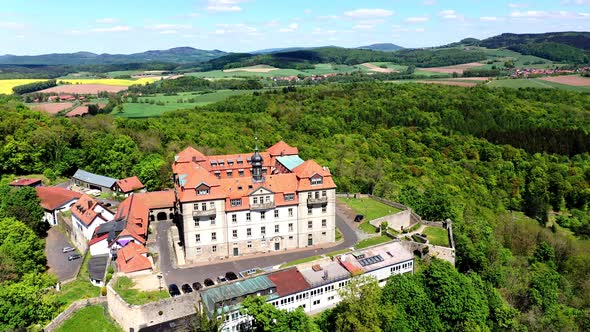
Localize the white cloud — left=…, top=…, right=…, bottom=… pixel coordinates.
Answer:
left=406, top=16, right=429, bottom=23
left=438, top=9, right=457, bottom=19
left=91, top=25, right=130, bottom=32
left=480, top=16, right=499, bottom=21
left=214, top=23, right=258, bottom=35
left=561, top=0, right=590, bottom=4
left=0, top=22, right=25, bottom=30
left=510, top=10, right=589, bottom=18
left=344, top=8, right=394, bottom=19
left=508, top=3, right=529, bottom=8
left=316, top=15, right=340, bottom=21
left=149, top=24, right=192, bottom=30
left=279, top=23, right=299, bottom=33
left=353, top=24, right=375, bottom=30
left=96, top=18, right=117, bottom=24
left=207, top=0, right=245, bottom=12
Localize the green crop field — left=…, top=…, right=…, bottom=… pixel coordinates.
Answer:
left=186, top=67, right=307, bottom=78
left=116, top=90, right=255, bottom=118
left=487, top=78, right=590, bottom=92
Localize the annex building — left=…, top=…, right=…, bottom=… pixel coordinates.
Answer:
left=172, top=141, right=337, bottom=263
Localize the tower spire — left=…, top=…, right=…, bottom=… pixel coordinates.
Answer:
left=251, top=136, right=264, bottom=182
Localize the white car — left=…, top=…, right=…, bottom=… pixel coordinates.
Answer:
left=86, top=189, right=101, bottom=197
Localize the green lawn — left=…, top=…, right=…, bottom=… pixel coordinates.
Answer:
left=338, top=197, right=402, bottom=222
left=112, top=276, right=169, bottom=305
left=487, top=78, right=590, bottom=92
left=54, top=252, right=100, bottom=310
left=359, top=221, right=379, bottom=234
left=423, top=226, right=450, bottom=247
left=55, top=305, right=121, bottom=332
left=355, top=235, right=393, bottom=250
left=116, top=90, right=256, bottom=117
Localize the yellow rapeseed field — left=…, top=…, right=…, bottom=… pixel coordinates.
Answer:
left=0, top=78, right=157, bottom=94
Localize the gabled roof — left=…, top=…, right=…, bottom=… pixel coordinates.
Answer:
left=292, top=160, right=328, bottom=179
left=267, top=141, right=298, bottom=157
left=71, top=194, right=111, bottom=227
left=175, top=147, right=206, bottom=163
left=116, top=176, right=144, bottom=193
left=116, top=242, right=151, bottom=273
left=268, top=268, right=310, bottom=297
left=88, top=254, right=109, bottom=281
left=36, top=186, right=81, bottom=211
left=133, top=191, right=175, bottom=209
left=72, top=169, right=117, bottom=188
left=113, top=195, right=148, bottom=243
left=10, top=178, right=42, bottom=187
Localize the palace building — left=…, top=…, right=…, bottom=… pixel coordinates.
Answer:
left=172, top=141, right=337, bottom=263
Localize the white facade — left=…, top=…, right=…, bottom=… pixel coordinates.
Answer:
left=43, top=199, right=78, bottom=226
left=90, top=238, right=110, bottom=256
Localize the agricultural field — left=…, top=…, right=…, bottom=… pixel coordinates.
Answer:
left=487, top=78, right=590, bottom=92
left=116, top=90, right=255, bottom=118
left=187, top=67, right=306, bottom=78
left=54, top=305, right=121, bottom=332
left=39, top=84, right=129, bottom=94
left=539, top=75, right=590, bottom=87
left=417, top=62, right=486, bottom=74
left=29, top=102, right=74, bottom=114
left=0, top=79, right=46, bottom=94
left=58, top=78, right=157, bottom=86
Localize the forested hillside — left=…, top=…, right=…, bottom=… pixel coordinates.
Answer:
left=1, top=82, right=590, bottom=330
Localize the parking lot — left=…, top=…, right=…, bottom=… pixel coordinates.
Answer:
left=45, top=227, right=83, bottom=281
left=157, top=208, right=359, bottom=293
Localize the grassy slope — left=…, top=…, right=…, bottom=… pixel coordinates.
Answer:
left=487, top=78, right=590, bottom=92
left=117, top=90, right=254, bottom=118
left=337, top=197, right=401, bottom=221
left=55, top=305, right=121, bottom=332
left=423, top=226, right=450, bottom=247
left=112, top=276, right=169, bottom=305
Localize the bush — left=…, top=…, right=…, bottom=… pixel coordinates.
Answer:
left=107, top=266, right=114, bottom=274
left=101, top=286, right=107, bottom=296
left=105, top=273, right=113, bottom=283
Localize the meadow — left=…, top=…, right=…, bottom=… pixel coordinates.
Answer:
left=116, top=90, right=255, bottom=117
left=487, top=78, right=590, bottom=92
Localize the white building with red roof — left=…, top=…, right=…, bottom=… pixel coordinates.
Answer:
left=114, top=176, right=146, bottom=197
left=172, top=141, right=337, bottom=263
left=36, top=186, right=82, bottom=226
left=71, top=194, right=114, bottom=251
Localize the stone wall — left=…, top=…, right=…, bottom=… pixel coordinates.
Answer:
left=370, top=209, right=412, bottom=231
left=399, top=240, right=455, bottom=265
left=107, top=275, right=199, bottom=332
left=45, top=297, right=107, bottom=332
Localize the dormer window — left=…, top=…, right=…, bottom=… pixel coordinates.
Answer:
left=284, top=194, right=294, bottom=201
left=198, top=189, right=209, bottom=195
left=227, top=170, right=233, bottom=178
left=219, top=160, right=225, bottom=166
left=237, top=158, right=243, bottom=165
left=228, top=160, right=234, bottom=166
left=214, top=171, right=221, bottom=179
left=311, top=176, right=323, bottom=185
left=230, top=199, right=242, bottom=207
left=211, top=160, right=217, bottom=167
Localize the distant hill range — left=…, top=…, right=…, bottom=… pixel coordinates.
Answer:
left=0, top=47, right=227, bottom=65
left=357, top=43, right=404, bottom=52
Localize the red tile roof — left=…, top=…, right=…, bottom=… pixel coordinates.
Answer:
left=114, top=195, right=148, bottom=244
left=88, top=233, right=108, bottom=246
left=268, top=268, right=311, bottom=296
left=71, top=194, right=110, bottom=227
left=267, top=141, right=298, bottom=157
left=36, top=186, right=81, bottom=211
left=175, top=146, right=206, bottom=163
left=134, top=190, right=175, bottom=209
left=116, top=176, right=145, bottom=193
left=10, top=178, right=42, bottom=187
left=116, top=242, right=152, bottom=273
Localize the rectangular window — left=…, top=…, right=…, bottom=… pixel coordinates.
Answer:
left=289, top=235, right=294, bottom=240
left=232, top=214, right=237, bottom=223
left=210, top=202, right=215, bottom=209
left=211, top=232, right=217, bottom=241
left=308, top=192, right=312, bottom=199
left=246, top=212, right=251, bottom=221
left=322, top=190, right=327, bottom=197
left=284, top=193, right=294, bottom=201
left=239, top=169, right=244, bottom=176
left=230, top=199, right=241, bottom=207
left=196, top=247, right=202, bottom=254
left=210, top=217, right=215, bottom=225
left=261, top=226, right=266, bottom=235
left=308, top=221, right=313, bottom=229
left=226, top=170, right=232, bottom=178
left=212, top=245, right=217, bottom=252
left=194, top=218, right=200, bottom=227
left=322, top=206, right=327, bottom=213
left=247, top=228, right=252, bottom=237
left=198, top=189, right=209, bottom=195
left=265, top=196, right=270, bottom=203
left=313, top=300, right=320, bottom=305
left=322, top=231, right=326, bottom=235
left=288, top=208, right=293, bottom=217
left=253, top=197, right=258, bottom=204
left=195, top=234, right=200, bottom=243
left=233, top=230, right=237, bottom=238
left=311, top=177, right=323, bottom=185
left=274, top=210, right=279, bottom=218
left=261, top=211, right=266, bottom=220
left=289, top=223, right=293, bottom=231
left=275, top=225, right=279, bottom=233
left=202, top=203, right=207, bottom=211
left=247, top=241, right=252, bottom=248
left=193, top=203, right=198, bottom=210
left=308, top=207, right=312, bottom=215
left=322, top=219, right=327, bottom=227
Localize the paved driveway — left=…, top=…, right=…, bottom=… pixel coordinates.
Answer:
left=157, top=207, right=359, bottom=286
left=45, top=227, right=82, bottom=281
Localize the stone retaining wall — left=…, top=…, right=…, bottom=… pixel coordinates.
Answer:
left=107, top=275, right=199, bottom=332
left=44, top=297, right=107, bottom=332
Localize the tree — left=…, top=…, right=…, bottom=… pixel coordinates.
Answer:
left=333, top=276, right=383, bottom=332
left=192, top=305, right=223, bottom=332
left=0, top=218, right=47, bottom=282
left=240, top=295, right=319, bottom=332
left=0, top=185, right=46, bottom=236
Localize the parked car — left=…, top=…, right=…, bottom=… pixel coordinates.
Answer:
left=217, top=276, right=227, bottom=283
left=62, top=246, right=75, bottom=253
left=225, top=272, right=238, bottom=281
left=86, top=189, right=101, bottom=197
left=67, top=253, right=81, bottom=261
left=181, top=284, right=193, bottom=294
left=168, top=284, right=181, bottom=297
left=354, top=214, right=364, bottom=222
left=192, top=282, right=202, bottom=291
left=203, top=278, right=215, bottom=287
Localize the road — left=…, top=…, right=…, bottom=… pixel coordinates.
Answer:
left=45, top=227, right=82, bottom=281
left=156, top=207, right=359, bottom=286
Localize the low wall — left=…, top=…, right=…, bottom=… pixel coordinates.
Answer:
left=370, top=210, right=412, bottom=231
left=45, top=297, right=107, bottom=332
left=107, top=276, right=198, bottom=332
left=399, top=240, right=455, bottom=265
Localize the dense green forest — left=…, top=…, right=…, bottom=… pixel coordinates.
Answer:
left=12, top=79, right=57, bottom=95
left=509, top=42, right=589, bottom=64
left=201, top=47, right=487, bottom=70
left=1, top=82, right=590, bottom=330
left=127, top=76, right=263, bottom=94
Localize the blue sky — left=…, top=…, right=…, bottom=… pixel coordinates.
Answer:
left=2, top=0, right=589, bottom=55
